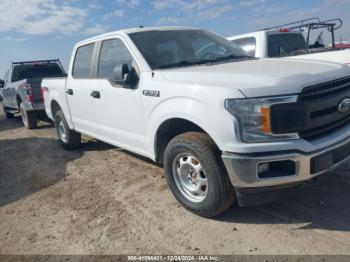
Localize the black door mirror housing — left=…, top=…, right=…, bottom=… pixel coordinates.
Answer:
left=113, top=64, right=129, bottom=85
left=112, top=64, right=139, bottom=89
left=0, top=79, right=4, bottom=88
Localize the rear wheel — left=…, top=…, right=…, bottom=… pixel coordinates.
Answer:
left=20, top=102, right=37, bottom=129
left=54, top=110, right=81, bottom=150
left=164, top=132, right=235, bottom=217
left=2, top=104, right=14, bottom=119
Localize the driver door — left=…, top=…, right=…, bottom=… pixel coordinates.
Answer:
left=90, top=38, right=145, bottom=152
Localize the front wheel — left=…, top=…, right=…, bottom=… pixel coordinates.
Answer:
left=164, top=132, right=235, bottom=217
left=20, top=102, right=37, bottom=129
left=54, top=110, right=81, bottom=150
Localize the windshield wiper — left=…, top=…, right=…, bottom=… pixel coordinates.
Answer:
left=213, top=54, right=253, bottom=62
left=156, top=59, right=214, bottom=69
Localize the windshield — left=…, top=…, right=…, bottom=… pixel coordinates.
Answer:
left=129, top=30, right=250, bottom=69
left=267, top=33, right=308, bottom=57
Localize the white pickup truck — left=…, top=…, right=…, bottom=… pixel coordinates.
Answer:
left=228, top=29, right=350, bottom=65
left=228, top=17, right=350, bottom=65
left=42, top=26, right=350, bottom=217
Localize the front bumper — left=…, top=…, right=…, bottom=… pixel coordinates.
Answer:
left=222, top=136, right=350, bottom=189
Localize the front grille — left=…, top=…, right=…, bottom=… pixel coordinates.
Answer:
left=299, top=76, right=350, bottom=102
left=271, top=76, right=350, bottom=140
left=299, top=114, right=350, bottom=139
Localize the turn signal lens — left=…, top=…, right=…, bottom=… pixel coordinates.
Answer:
left=261, top=107, right=271, bottom=133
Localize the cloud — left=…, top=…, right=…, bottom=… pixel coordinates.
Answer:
left=0, top=0, right=87, bottom=35
left=238, top=0, right=266, bottom=7
left=104, top=9, right=125, bottom=20
left=156, top=17, right=181, bottom=25
left=82, top=24, right=108, bottom=36
left=4, top=36, right=29, bottom=42
left=197, top=4, right=231, bottom=20
left=151, top=0, right=231, bottom=21
left=116, top=0, right=140, bottom=8
left=152, top=0, right=184, bottom=10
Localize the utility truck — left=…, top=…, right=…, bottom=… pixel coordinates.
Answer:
left=42, top=26, right=350, bottom=217
left=228, top=18, right=350, bottom=65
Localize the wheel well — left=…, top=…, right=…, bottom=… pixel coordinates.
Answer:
left=51, top=100, right=61, bottom=118
left=155, top=118, right=207, bottom=164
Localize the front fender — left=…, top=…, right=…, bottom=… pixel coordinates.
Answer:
left=145, top=97, right=238, bottom=160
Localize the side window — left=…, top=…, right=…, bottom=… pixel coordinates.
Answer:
left=73, top=43, right=95, bottom=78
left=231, top=37, right=256, bottom=57
left=98, top=39, right=133, bottom=79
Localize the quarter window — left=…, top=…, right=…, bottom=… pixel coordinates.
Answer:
left=231, top=37, right=256, bottom=57
left=73, top=43, right=95, bottom=78
left=98, top=39, right=133, bottom=79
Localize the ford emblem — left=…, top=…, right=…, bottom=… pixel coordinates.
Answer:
left=338, top=98, right=350, bottom=113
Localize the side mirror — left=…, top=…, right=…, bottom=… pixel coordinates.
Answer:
left=0, top=79, right=4, bottom=88
left=112, top=64, right=139, bottom=89
left=113, top=64, right=129, bottom=85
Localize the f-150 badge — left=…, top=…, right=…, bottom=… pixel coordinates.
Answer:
left=143, top=90, right=160, bottom=97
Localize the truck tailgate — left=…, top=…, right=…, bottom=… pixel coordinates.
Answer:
left=27, top=78, right=44, bottom=103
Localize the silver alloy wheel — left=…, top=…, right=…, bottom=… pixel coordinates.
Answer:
left=58, top=120, right=68, bottom=143
left=20, top=104, right=27, bottom=127
left=172, top=153, right=208, bottom=203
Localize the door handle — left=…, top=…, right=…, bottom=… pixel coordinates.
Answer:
left=66, top=89, right=73, bottom=95
left=90, top=91, right=100, bottom=99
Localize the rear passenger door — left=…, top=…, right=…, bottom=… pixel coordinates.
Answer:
left=65, top=43, right=96, bottom=134
left=90, top=38, right=144, bottom=152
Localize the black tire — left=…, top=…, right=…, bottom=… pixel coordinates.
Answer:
left=164, top=132, right=235, bottom=217
left=2, top=104, right=14, bottom=119
left=20, top=102, right=37, bottom=129
left=54, top=110, right=81, bottom=150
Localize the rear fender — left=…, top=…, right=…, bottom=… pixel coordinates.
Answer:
left=47, top=89, right=74, bottom=129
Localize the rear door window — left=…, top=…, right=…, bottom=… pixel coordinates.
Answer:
left=231, top=37, right=256, bottom=57
left=73, top=43, right=95, bottom=78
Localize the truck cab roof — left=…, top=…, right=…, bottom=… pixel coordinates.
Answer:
left=77, top=26, right=201, bottom=46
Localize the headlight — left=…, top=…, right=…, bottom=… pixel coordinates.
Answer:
left=225, top=96, right=299, bottom=142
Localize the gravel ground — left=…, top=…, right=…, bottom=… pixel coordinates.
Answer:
left=0, top=108, right=350, bottom=255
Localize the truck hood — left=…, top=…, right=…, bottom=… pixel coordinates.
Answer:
left=159, top=58, right=350, bottom=97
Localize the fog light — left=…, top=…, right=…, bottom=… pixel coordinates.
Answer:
left=258, top=160, right=296, bottom=179
left=258, top=163, right=270, bottom=174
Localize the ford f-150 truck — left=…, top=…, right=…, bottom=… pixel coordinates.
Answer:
left=227, top=18, right=350, bottom=65
left=0, top=60, right=66, bottom=128
left=42, top=26, right=350, bottom=217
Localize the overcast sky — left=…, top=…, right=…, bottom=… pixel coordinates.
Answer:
left=1, top=0, right=350, bottom=76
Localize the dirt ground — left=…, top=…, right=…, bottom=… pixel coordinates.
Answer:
left=0, top=108, right=350, bottom=255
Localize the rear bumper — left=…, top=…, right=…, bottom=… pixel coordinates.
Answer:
left=222, top=136, right=350, bottom=205
left=24, top=101, right=45, bottom=111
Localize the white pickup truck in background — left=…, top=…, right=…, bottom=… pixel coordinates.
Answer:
left=228, top=17, right=350, bottom=65
left=42, top=26, right=350, bottom=217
